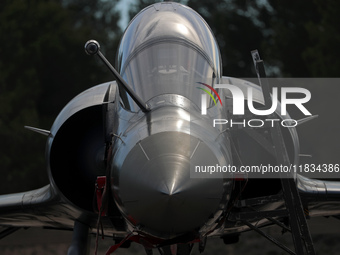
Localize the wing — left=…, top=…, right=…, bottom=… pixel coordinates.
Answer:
left=0, top=185, right=82, bottom=229
left=0, top=184, right=127, bottom=236
left=213, top=75, right=340, bottom=253
left=0, top=81, right=128, bottom=240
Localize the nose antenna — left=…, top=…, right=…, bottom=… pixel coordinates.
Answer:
left=85, top=40, right=150, bottom=112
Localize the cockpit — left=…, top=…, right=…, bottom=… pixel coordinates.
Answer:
left=115, top=2, right=222, bottom=111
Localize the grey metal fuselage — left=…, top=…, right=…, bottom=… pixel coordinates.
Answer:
left=111, top=92, right=232, bottom=238
left=108, top=2, right=232, bottom=239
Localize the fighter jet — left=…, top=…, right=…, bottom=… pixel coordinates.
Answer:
left=1, top=2, right=339, bottom=255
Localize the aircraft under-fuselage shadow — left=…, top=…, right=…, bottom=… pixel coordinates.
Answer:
left=1, top=2, right=340, bottom=255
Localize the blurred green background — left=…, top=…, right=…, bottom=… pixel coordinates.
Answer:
left=1, top=0, right=340, bottom=191
left=1, top=0, right=340, bottom=254
left=2, top=0, right=340, bottom=194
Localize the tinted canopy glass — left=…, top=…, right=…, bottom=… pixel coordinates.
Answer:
left=116, top=3, right=221, bottom=110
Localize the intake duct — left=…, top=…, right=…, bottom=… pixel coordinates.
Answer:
left=49, top=105, right=105, bottom=211
left=46, top=83, right=114, bottom=212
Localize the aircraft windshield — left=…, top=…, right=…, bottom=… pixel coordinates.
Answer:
left=120, top=40, right=215, bottom=108
left=115, top=2, right=222, bottom=111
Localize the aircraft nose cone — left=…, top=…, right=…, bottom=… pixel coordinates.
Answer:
left=152, top=155, right=187, bottom=196
left=114, top=132, right=226, bottom=237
